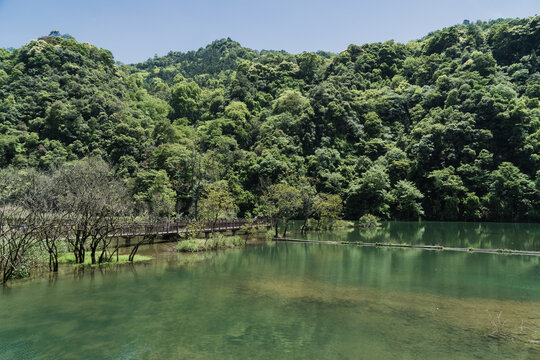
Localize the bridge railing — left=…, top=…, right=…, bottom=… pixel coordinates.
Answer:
left=110, top=218, right=271, bottom=237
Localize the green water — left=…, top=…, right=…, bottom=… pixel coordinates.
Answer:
left=290, top=221, right=540, bottom=251
left=1, top=226, right=540, bottom=359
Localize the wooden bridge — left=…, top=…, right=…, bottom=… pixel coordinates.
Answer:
left=111, top=218, right=272, bottom=239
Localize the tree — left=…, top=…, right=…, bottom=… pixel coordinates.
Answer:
left=54, top=158, right=129, bottom=264
left=35, top=212, right=66, bottom=272
left=345, top=164, right=391, bottom=219
left=390, top=180, right=424, bottom=220
left=486, top=162, right=536, bottom=220
left=427, top=167, right=467, bottom=220
left=0, top=170, right=41, bottom=283
left=127, top=216, right=159, bottom=262
left=262, top=183, right=302, bottom=237
left=2, top=17, right=540, bottom=225
left=170, top=79, right=202, bottom=122
left=132, top=170, right=177, bottom=218
left=470, top=51, right=497, bottom=76
left=290, top=176, right=317, bottom=234
left=225, top=101, right=250, bottom=122
left=21, top=171, right=66, bottom=272
left=0, top=208, right=39, bottom=284
left=273, top=90, right=309, bottom=117
left=312, top=193, right=343, bottom=230
left=198, top=183, right=238, bottom=233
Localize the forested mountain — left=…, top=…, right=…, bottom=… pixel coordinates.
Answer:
left=1, top=16, right=539, bottom=221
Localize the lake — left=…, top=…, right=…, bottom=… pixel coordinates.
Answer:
left=0, top=222, right=539, bottom=359
left=287, top=221, right=540, bottom=251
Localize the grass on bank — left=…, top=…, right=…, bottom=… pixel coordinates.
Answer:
left=177, top=235, right=245, bottom=252
left=305, top=219, right=355, bottom=231
left=58, top=253, right=152, bottom=266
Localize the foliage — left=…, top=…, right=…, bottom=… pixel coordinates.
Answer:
left=262, top=183, right=302, bottom=236
left=311, top=193, right=344, bottom=229
left=57, top=253, right=151, bottom=266
left=177, top=235, right=244, bottom=252
left=182, top=219, right=207, bottom=239
left=1, top=16, right=540, bottom=222
left=176, top=238, right=206, bottom=252
left=313, top=193, right=343, bottom=221
left=359, top=214, right=381, bottom=228
left=198, top=183, right=238, bottom=226
left=390, top=180, right=424, bottom=220
left=332, top=220, right=355, bottom=229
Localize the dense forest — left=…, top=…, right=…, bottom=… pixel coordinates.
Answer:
left=1, top=17, right=539, bottom=222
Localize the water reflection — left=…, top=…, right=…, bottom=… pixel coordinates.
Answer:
left=289, top=221, right=540, bottom=251
left=0, top=237, right=539, bottom=359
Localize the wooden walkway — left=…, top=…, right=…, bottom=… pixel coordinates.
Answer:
left=273, top=237, right=540, bottom=256
left=112, top=218, right=272, bottom=238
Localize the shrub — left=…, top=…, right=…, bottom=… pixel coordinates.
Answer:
left=177, top=239, right=206, bottom=252
left=359, top=214, right=381, bottom=228
left=331, top=220, right=355, bottom=229
left=265, top=230, right=275, bottom=241
left=177, top=235, right=245, bottom=252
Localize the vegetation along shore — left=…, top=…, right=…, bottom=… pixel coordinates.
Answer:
left=2, top=16, right=540, bottom=284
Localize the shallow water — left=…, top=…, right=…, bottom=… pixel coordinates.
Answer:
left=1, top=225, right=540, bottom=359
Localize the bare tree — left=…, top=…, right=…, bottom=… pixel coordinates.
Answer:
left=128, top=228, right=156, bottom=262
left=0, top=208, right=39, bottom=285
left=20, top=171, right=67, bottom=272
left=54, top=158, right=130, bottom=264
left=0, top=169, right=42, bottom=284
left=0, top=161, right=132, bottom=283
left=37, top=212, right=67, bottom=272
left=96, top=214, right=128, bottom=264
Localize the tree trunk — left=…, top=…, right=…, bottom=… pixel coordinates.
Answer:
left=282, top=219, right=289, bottom=238
left=74, top=231, right=84, bottom=264
left=49, top=252, right=59, bottom=272
left=301, top=216, right=309, bottom=234
left=274, top=219, right=279, bottom=238
left=2, top=270, right=11, bottom=285
left=90, top=247, right=97, bottom=265
left=128, top=244, right=139, bottom=262
left=50, top=251, right=59, bottom=272
left=53, top=243, right=58, bottom=272
left=74, top=244, right=85, bottom=264
left=72, top=244, right=78, bottom=264
left=98, top=248, right=106, bottom=264
left=213, top=215, right=218, bottom=234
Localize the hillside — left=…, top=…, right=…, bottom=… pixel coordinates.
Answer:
left=1, top=16, right=539, bottom=221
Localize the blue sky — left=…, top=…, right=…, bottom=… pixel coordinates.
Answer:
left=0, top=0, right=538, bottom=64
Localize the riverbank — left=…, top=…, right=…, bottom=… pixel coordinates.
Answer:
left=58, top=253, right=152, bottom=266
